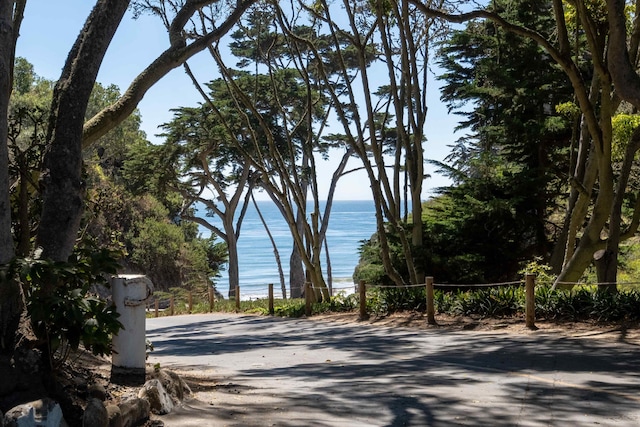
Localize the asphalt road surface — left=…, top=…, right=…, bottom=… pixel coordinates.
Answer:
left=146, top=313, right=640, bottom=426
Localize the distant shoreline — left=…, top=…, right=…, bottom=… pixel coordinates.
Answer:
left=227, top=277, right=357, bottom=301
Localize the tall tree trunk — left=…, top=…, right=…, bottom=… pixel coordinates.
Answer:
left=252, top=194, right=286, bottom=299
left=37, top=0, right=131, bottom=261
left=0, top=0, right=31, bottom=356
left=16, top=161, right=30, bottom=257
left=597, top=126, right=640, bottom=291
left=0, top=0, right=19, bottom=264
left=224, top=216, right=240, bottom=299
left=289, top=221, right=305, bottom=298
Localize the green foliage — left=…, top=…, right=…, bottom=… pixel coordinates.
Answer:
left=148, top=280, right=640, bottom=325
left=366, top=286, right=426, bottom=316
left=149, top=291, right=359, bottom=318
left=353, top=255, right=394, bottom=288
left=85, top=82, right=147, bottom=179
left=353, top=232, right=410, bottom=287
left=8, top=59, right=223, bottom=296
left=369, top=284, right=640, bottom=322
left=448, top=287, right=522, bottom=317
left=519, top=258, right=556, bottom=287
left=86, top=161, right=227, bottom=293
left=355, top=190, right=538, bottom=286
left=555, top=101, right=580, bottom=118
left=434, top=0, right=574, bottom=280
left=611, top=114, right=640, bottom=161
left=533, top=286, right=640, bottom=322
left=274, top=300, right=307, bottom=317
left=330, top=292, right=359, bottom=312
left=5, top=249, right=123, bottom=369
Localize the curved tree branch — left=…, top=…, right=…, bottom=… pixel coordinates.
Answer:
left=82, top=0, right=256, bottom=147
left=607, top=0, right=640, bottom=108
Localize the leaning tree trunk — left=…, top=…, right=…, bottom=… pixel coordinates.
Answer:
left=289, top=207, right=306, bottom=299
left=36, top=0, right=130, bottom=262
left=596, top=126, right=640, bottom=292
left=224, top=216, right=241, bottom=299
left=0, top=0, right=15, bottom=266
left=252, top=194, right=287, bottom=299
left=0, top=0, right=31, bottom=355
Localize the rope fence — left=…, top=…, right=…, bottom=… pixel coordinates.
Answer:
left=147, top=275, right=640, bottom=329
left=554, top=281, right=640, bottom=287
left=354, top=275, right=537, bottom=328
left=146, top=281, right=361, bottom=318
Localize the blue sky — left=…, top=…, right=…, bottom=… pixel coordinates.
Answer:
left=16, top=0, right=459, bottom=200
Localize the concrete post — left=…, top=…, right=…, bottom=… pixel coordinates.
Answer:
left=111, top=275, right=153, bottom=385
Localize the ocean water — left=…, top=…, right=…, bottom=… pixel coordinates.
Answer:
left=198, top=200, right=377, bottom=299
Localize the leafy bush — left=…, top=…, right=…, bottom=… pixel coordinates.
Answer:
left=519, top=258, right=556, bottom=287
left=9, top=248, right=123, bottom=369
left=448, top=287, right=522, bottom=318
left=364, top=284, right=640, bottom=322
left=147, top=279, right=640, bottom=325
left=353, top=235, right=402, bottom=288
left=330, top=292, right=359, bottom=312
left=534, top=285, right=558, bottom=318
left=366, top=286, right=426, bottom=316
left=274, top=300, right=307, bottom=317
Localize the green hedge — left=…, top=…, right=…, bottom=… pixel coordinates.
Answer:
left=367, top=285, right=640, bottom=322
left=149, top=285, right=640, bottom=323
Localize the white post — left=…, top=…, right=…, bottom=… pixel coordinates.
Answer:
left=111, top=275, right=153, bottom=385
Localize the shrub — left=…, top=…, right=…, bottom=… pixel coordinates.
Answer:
left=8, top=248, right=123, bottom=369
left=146, top=279, right=640, bottom=325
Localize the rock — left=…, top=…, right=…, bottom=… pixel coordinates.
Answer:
left=105, top=404, right=122, bottom=427
left=117, top=398, right=149, bottom=427
left=4, top=398, right=68, bottom=427
left=137, top=379, right=173, bottom=415
left=150, top=369, right=191, bottom=403
left=87, top=384, right=107, bottom=401
left=82, top=398, right=108, bottom=427
left=136, top=368, right=191, bottom=416
left=15, top=349, right=42, bottom=375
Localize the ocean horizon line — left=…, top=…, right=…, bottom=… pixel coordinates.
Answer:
left=206, top=201, right=374, bottom=295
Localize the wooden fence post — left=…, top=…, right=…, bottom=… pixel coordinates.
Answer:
left=525, top=274, right=536, bottom=329
left=208, top=287, right=214, bottom=312
left=235, top=285, right=241, bottom=312
left=154, top=299, right=159, bottom=318
left=169, top=296, right=175, bottom=316
left=305, top=282, right=312, bottom=317
left=426, top=277, right=436, bottom=325
left=359, top=280, right=368, bottom=320
left=268, top=283, right=274, bottom=315
left=188, top=291, right=193, bottom=314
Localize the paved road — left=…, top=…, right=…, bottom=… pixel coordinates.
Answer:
left=146, top=314, right=640, bottom=426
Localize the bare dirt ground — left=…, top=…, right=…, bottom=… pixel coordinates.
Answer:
left=312, top=311, right=640, bottom=343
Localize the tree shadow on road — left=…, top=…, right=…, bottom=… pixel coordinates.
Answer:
left=149, top=314, right=640, bottom=426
